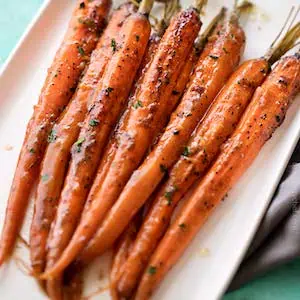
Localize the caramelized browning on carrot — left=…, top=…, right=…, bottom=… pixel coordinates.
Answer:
left=117, top=57, right=268, bottom=298
left=52, top=8, right=201, bottom=272
left=42, top=7, right=151, bottom=279
left=135, top=53, right=300, bottom=300
left=29, top=3, right=134, bottom=276
left=0, top=0, right=111, bottom=266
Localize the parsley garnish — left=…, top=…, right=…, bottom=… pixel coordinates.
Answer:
left=41, top=174, right=49, bottom=182
left=48, top=129, right=57, bottom=143
left=148, top=266, right=157, bottom=275
left=111, top=38, right=117, bottom=52
left=89, top=119, right=99, bottom=127
left=77, top=46, right=85, bottom=56
left=133, top=100, right=143, bottom=109
left=29, top=148, right=35, bottom=154
left=182, top=146, right=190, bottom=157
left=75, top=137, right=85, bottom=153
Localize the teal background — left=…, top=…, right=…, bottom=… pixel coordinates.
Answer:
left=1, top=1, right=300, bottom=299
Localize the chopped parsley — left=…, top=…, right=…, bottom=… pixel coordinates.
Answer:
left=182, top=146, right=190, bottom=157
left=148, top=266, right=157, bottom=275
left=89, top=119, right=99, bottom=127
left=164, top=186, right=178, bottom=206
left=133, top=100, right=143, bottom=109
left=47, top=129, right=57, bottom=143
left=75, top=137, right=85, bottom=153
left=79, top=2, right=85, bottom=9
left=41, top=174, right=49, bottom=182
left=77, top=46, right=85, bottom=56
left=111, top=38, right=117, bottom=52
left=29, top=148, right=35, bottom=154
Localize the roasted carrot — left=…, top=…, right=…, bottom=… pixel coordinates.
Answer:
left=114, top=9, right=247, bottom=297
left=117, top=57, right=268, bottom=297
left=77, top=5, right=245, bottom=268
left=0, top=0, right=111, bottom=266
left=135, top=51, right=300, bottom=300
left=42, top=2, right=200, bottom=275
left=110, top=214, right=142, bottom=300
left=121, top=18, right=300, bottom=298
left=45, top=2, right=202, bottom=277
left=41, top=0, right=152, bottom=281
left=29, top=2, right=135, bottom=277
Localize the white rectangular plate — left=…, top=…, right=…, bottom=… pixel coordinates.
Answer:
left=0, top=0, right=299, bottom=299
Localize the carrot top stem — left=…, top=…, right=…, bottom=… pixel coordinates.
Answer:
left=265, top=6, right=300, bottom=65
left=139, top=0, right=155, bottom=15
left=193, top=0, right=207, bottom=14
left=266, top=22, right=300, bottom=65
left=196, top=7, right=227, bottom=52
left=155, top=0, right=181, bottom=36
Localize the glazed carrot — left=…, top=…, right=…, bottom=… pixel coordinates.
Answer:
left=115, top=11, right=247, bottom=297
left=0, top=0, right=111, bottom=266
left=78, top=6, right=244, bottom=267
left=135, top=52, right=300, bottom=300
left=29, top=3, right=135, bottom=277
left=110, top=214, right=142, bottom=300
left=41, top=0, right=152, bottom=280
left=117, top=57, right=268, bottom=297
left=120, top=19, right=300, bottom=297
left=47, top=3, right=202, bottom=276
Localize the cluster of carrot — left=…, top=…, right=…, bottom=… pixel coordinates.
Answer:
left=0, top=0, right=299, bottom=299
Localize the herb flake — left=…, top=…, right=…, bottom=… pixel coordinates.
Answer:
left=77, top=46, right=85, bottom=56
left=133, top=100, right=143, bottom=109
left=111, top=38, right=117, bottom=52
left=48, top=129, right=57, bottom=143
left=75, top=137, right=85, bottom=153
left=41, top=174, right=49, bottom=182
left=89, top=119, right=99, bottom=127
left=182, top=146, right=190, bottom=157
left=148, top=266, right=157, bottom=275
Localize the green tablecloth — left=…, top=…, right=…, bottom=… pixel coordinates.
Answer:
left=1, top=1, right=300, bottom=299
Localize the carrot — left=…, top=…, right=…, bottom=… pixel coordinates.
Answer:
left=117, top=56, right=269, bottom=297
left=29, top=2, right=135, bottom=277
left=110, top=214, right=142, bottom=300
left=135, top=51, right=300, bottom=300
left=78, top=5, right=244, bottom=267
left=128, top=18, right=300, bottom=299
left=0, top=0, right=111, bottom=266
left=47, top=3, right=202, bottom=276
left=41, top=0, right=153, bottom=281
left=113, top=9, right=247, bottom=297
